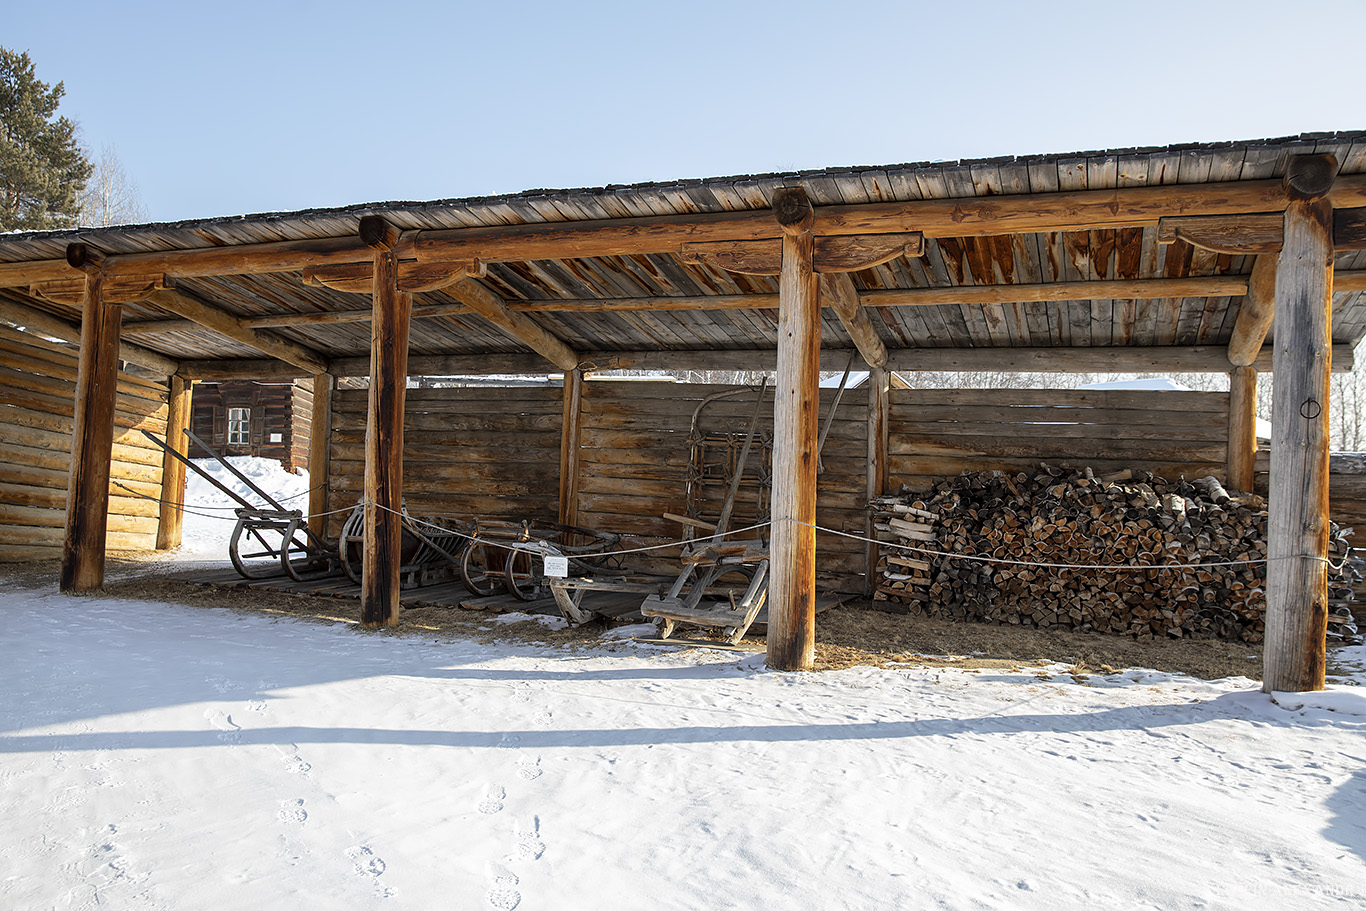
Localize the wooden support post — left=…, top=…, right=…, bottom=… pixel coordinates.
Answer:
left=766, top=188, right=820, bottom=671
left=1226, top=366, right=1258, bottom=494
left=361, top=218, right=411, bottom=629
left=308, top=372, right=334, bottom=541
left=155, top=376, right=193, bottom=549
left=864, top=365, right=891, bottom=597
left=559, top=368, right=584, bottom=527
left=60, top=261, right=122, bottom=592
left=1264, top=155, right=1337, bottom=694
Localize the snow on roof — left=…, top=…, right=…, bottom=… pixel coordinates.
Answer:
left=1076, top=377, right=1193, bottom=392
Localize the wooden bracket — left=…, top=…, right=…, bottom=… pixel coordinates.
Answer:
left=303, top=259, right=486, bottom=293
left=1156, top=214, right=1284, bottom=254
left=31, top=273, right=173, bottom=306
left=680, top=233, right=923, bottom=275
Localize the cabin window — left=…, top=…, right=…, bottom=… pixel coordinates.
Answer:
left=227, top=407, right=251, bottom=445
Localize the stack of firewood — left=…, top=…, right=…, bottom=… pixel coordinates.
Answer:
left=869, top=498, right=938, bottom=606
left=871, top=464, right=1360, bottom=644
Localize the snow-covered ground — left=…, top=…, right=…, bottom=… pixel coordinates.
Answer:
left=3, top=458, right=1365, bottom=909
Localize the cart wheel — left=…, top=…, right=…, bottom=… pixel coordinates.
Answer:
left=504, top=551, right=542, bottom=601
left=338, top=508, right=366, bottom=585
left=461, top=541, right=503, bottom=596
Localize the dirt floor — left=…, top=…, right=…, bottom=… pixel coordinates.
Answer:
left=0, top=555, right=1289, bottom=682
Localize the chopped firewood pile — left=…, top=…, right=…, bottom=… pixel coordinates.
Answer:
left=872, top=465, right=1361, bottom=644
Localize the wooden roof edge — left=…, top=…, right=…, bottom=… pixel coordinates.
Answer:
left=3, top=132, right=1364, bottom=250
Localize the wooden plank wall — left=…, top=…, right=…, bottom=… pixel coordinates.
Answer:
left=290, top=380, right=313, bottom=472
left=889, top=388, right=1231, bottom=487
left=576, top=381, right=868, bottom=584
left=1255, top=451, right=1366, bottom=533
left=0, top=321, right=168, bottom=562
left=326, top=385, right=563, bottom=538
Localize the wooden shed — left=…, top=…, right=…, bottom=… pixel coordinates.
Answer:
left=188, top=379, right=313, bottom=471
left=2, top=133, right=1365, bottom=689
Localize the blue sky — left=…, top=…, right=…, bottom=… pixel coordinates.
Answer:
left=7, top=0, right=1366, bottom=222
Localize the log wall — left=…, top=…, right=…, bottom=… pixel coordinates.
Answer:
left=0, top=321, right=168, bottom=562
left=576, top=381, right=868, bottom=585
left=326, top=385, right=563, bottom=538
left=889, top=388, right=1231, bottom=488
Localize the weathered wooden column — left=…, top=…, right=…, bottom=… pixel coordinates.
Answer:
left=155, top=376, right=194, bottom=549
left=60, top=244, right=122, bottom=592
left=1226, top=365, right=1257, bottom=494
left=360, top=217, right=411, bottom=628
left=559, top=367, right=584, bottom=527
left=1264, top=154, right=1337, bottom=693
left=767, top=187, right=820, bottom=671
left=308, top=372, right=334, bottom=541
left=864, top=365, right=890, bottom=597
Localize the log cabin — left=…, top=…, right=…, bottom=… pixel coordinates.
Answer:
left=188, top=379, right=313, bottom=471
left=1, top=132, right=1364, bottom=688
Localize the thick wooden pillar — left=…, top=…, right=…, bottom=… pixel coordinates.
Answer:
left=767, top=188, right=820, bottom=671
left=155, top=376, right=193, bottom=549
left=559, top=367, right=584, bottom=527
left=1264, top=155, right=1337, bottom=693
left=864, top=365, right=891, bottom=597
left=308, top=372, right=334, bottom=541
left=1226, top=365, right=1257, bottom=494
left=61, top=252, right=122, bottom=592
left=360, top=218, right=411, bottom=628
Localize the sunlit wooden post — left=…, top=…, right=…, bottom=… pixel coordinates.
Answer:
left=155, top=376, right=194, bottom=549
left=767, top=187, right=820, bottom=671
left=1226, top=366, right=1257, bottom=494
left=308, top=372, right=334, bottom=541
left=61, top=244, right=122, bottom=592
left=559, top=367, right=585, bottom=527
left=361, top=217, right=411, bottom=628
left=1264, top=154, right=1337, bottom=693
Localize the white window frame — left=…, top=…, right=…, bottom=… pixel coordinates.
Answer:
left=227, top=407, right=251, bottom=445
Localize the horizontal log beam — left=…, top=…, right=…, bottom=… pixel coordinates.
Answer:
left=412, top=176, right=1366, bottom=264
left=0, top=296, right=178, bottom=375
left=5, top=175, right=1364, bottom=289
left=119, top=269, right=1366, bottom=337
left=680, top=233, right=922, bottom=275
left=176, top=358, right=310, bottom=380
left=31, top=273, right=172, bottom=306
left=142, top=288, right=328, bottom=375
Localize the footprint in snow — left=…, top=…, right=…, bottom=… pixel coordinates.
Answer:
left=487, top=868, right=521, bottom=910
left=278, top=799, right=307, bottom=824
left=479, top=786, right=506, bottom=815
left=203, top=710, right=241, bottom=744
left=497, top=734, right=521, bottom=749
left=510, top=816, right=545, bottom=861
left=516, top=758, right=542, bottom=781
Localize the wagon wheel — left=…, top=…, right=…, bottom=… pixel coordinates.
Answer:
left=337, top=505, right=366, bottom=585
left=504, top=549, right=544, bottom=601
left=229, top=518, right=293, bottom=580
left=460, top=540, right=504, bottom=596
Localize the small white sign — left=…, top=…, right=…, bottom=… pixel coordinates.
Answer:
left=543, top=555, right=570, bottom=578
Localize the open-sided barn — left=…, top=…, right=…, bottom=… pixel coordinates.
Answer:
left=1, top=133, right=1364, bottom=688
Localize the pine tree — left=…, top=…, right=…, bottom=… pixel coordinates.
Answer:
left=0, top=48, right=92, bottom=232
